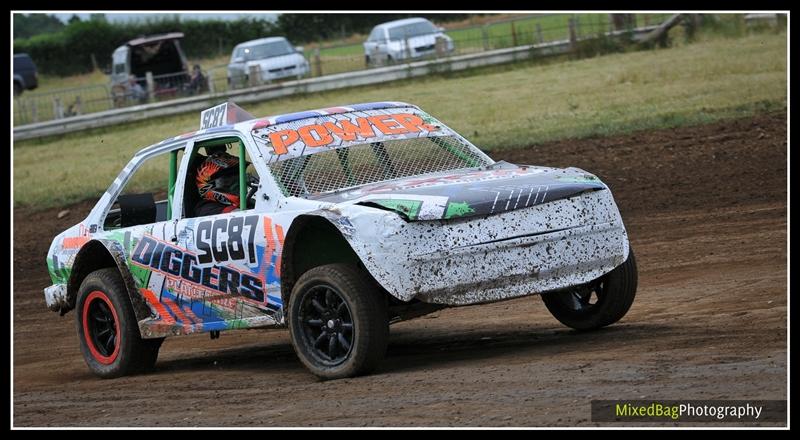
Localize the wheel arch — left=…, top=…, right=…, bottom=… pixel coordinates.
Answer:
left=66, top=239, right=152, bottom=325
left=280, top=214, right=364, bottom=311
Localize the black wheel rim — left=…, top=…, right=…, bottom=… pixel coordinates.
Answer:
left=562, top=278, right=607, bottom=313
left=88, top=298, right=118, bottom=357
left=298, top=284, right=354, bottom=366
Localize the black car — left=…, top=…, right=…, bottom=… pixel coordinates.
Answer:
left=13, top=53, right=38, bottom=96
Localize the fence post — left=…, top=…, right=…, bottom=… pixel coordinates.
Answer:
left=248, top=65, right=261, bottom=87
left=575, top=15, right=581, bottom=38
left=32, top=100, right=38, bottom=123
left=568, top=17, right=577, bottom=50
left=207, top=71, right=215, bottom=93
left=511, top=21, right=518, bottom=47
left=536, top=23, right=543, bottom=44
left=482, top=25, right=489, bottom=51
left=73, top=96, right=82, bottom=116
left=313, top=47, right=322, bottom=77
left=53, top=97, right=64, bottom=119
left=435, top=36, right=446, bottom=57
left=16, top=99, right=28, bottom=125
left=404, top=37, right=411, bottom=61
left=90, top=53, right=99, bottom=72
left=145, top=71, right=155, bottom=102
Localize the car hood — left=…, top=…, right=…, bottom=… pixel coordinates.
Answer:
left=229, top=53, right=305, bottom=71
left=389, top=33, right=446, bottom=47
left=309, top=161, right=607, bottom=221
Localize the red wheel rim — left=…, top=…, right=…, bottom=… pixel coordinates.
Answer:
left=82, top=290, right=121, bottom=364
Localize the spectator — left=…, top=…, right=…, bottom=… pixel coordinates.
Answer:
left=127, top=75, right=147, bottom=103
left=188, top=64, right=208, bottom=95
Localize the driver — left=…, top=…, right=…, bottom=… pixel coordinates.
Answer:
left=194, top=151, right=243, bottom=216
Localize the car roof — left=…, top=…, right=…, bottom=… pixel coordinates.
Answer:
left=235, top=37, right=289, bottom=49
left=375, top=17, right=431, bottom=29
left=126, top=32, right=184, bottom=47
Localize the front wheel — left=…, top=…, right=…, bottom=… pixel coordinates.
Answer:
left=288, top=264, right=388, bottom=380
left=541, top=248, right=638, bottom=331
left=76, top=268, right=163, bottom=378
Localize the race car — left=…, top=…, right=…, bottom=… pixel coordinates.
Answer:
left=44, top=101, right=637, bottom=380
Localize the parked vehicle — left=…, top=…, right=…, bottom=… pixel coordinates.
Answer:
left=109, top=32, right=190, bottom=105
left=13, top=53, right=38, bottom=96
left=44, top=101, right=636, bottom=380
left=364, top=17, right=455, bottom=65
left=227, top=37, right=309, bottom=88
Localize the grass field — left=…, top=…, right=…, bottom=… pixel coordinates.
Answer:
left=14, top=32, right=786, bottom=210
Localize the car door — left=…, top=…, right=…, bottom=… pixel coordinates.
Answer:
left=94, top=142, right=190, bottom=329
left=167, top=133, right=285, bottom=333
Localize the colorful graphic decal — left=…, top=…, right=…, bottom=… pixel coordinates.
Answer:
left=318, top=162, right=607, bottom=221
left=251, top=107, right=453, bottom=160
left=263, top=113, right=438, bottom=155
left=444, top=202, right=475, bottom=219
left=130, top=215, right=287, bottom=336
left=47, top=223, right=93, bottom=284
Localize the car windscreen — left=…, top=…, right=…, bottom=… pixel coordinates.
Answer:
left=388, top=21, right=438, bottom=41
left=237, top=41, right=294, bottom=61
left=267, top=135, right=491, bottom=198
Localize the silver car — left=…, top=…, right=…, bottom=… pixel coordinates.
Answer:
left=364, top=17, right=455, bottom=65
left=227, top=37, right=310, bottom=88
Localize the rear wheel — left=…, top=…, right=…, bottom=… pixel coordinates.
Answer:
left=288, top=264, right=388, bottom=380
left=14, top=82, right=22, bottom=97
left=541, top=249, right=638, bottom=331
left=76, top=268, right=163, bottom=378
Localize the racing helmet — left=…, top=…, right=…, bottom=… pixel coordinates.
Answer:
left=195, top=152, right=241, bottom=207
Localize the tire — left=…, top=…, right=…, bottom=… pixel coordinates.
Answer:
left=288, top=263, right=388, bottom=380
left=75, top=268, right=163, bottom=378
left=541, top=248, right=638, bottom=331
left=14, top=82, right=23, bottom=97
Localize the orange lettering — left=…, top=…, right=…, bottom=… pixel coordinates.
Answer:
left=267, top=130, right=299, bottom=155
left=298, top=124, right=334, bottom=147
left=323, top=121, right=356, bottom=141
left=351, top=118, right=377, bottom=139
left=367, top=115, right=407, bottom=135
left=395, top=113, right=439, bottom=132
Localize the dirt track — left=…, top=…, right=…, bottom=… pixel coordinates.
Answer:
left=13, top=113, right=787, bottom=427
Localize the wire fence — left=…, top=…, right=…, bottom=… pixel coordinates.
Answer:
left=14, top=13, right=677, bottom=126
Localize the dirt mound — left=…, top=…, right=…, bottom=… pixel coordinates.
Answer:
left=13, top=113, right=787, bottom=426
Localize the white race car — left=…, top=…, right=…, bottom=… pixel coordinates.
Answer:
left=44, top=101, right=636, bottom=379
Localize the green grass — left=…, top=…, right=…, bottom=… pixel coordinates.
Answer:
left=14, top=32, right=786, bottom=210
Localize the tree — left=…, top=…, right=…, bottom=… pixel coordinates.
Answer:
left=13, top=13, right=65, bottom=39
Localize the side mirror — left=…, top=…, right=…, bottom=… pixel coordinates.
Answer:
left=295, top=46, right=304, bottom=54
